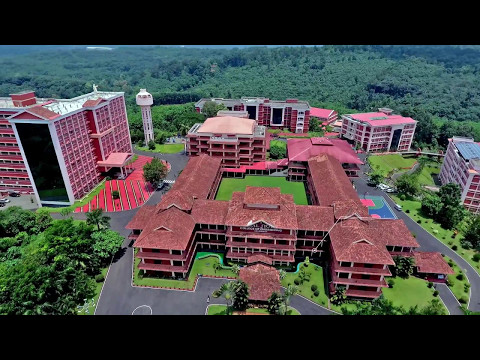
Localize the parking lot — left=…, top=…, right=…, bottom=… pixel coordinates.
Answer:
left=0, top=194, right=39, bottom=211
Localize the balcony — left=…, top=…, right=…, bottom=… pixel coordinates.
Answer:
left=138, top=262, right=188, bottom=273
left=209, top=137, right=239, bottom=144
left=226, top=250, right=294, bottom=263
left=226, top=240, right=295, bottom=251
left=331, top=262, right=392, bottom=276
left=345, top=288, right=382, bottom=299
left=331, top=275, right=388, bottom=288
left=136, top=251, right=186, bottom=261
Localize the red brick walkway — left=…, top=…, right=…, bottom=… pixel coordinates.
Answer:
left=74, top=155, right=169, bottom=213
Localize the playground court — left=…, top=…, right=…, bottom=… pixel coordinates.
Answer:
left=361, top=195, right=397, bottom=219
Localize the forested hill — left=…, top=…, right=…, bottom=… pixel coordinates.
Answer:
left=1, top=45, right=480, bottom=128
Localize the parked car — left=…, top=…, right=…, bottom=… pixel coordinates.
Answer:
left=377, top=184, right=389, bottom=190
left=0, top=198, right=11, bottom=203
left=8, top=191, right=20, bottom=197
left=394, top=204, right=402, bottom=211
left=0, top=202, right=5, bottom=207
left=386, top=188, right=396, bottom=193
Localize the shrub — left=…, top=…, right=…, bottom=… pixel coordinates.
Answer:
left=138, top=270, right=144, bottom=280
left=311, top=285, right=318, bottom=292
left=464, top=284, right=470, bottom=293
left=105, top=176, right=112, bottom=181
left=294, top=278, right=301, bottom=286
left=448, top=241, right=453, bottom=246
left=388, top=279, right=395, bottom=288
left=148, top=140, right=156, bottom=150
left=433, top=230, right=439, bottom=234
left=442, top=236, right=446, bottom=240
left=456, top=273, right=464, bottom=281
left=452, top=245, right=458, bottom=251
left=313, top=290, right=320, bottom=297
left=473, top=253, right=480, bottom=262
left=412, top=233, right=417, bottom=238
left=459, top=297, right=468, bottom=304
left=427, top=282, right=433, bottom=288
left=400, top=194, right=406, bottom=201
left=433, top=290, right=439, bottom=297
left=95, top=274, right=105, bottom=282
left=112, top=190, right=120, bottom=200
left=406, top=209, right=410, bottom=213
left=417, top=220, right=422, bottom=224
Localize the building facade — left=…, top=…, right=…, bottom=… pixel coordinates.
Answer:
left=310, top=107, right=338, bottom=126
left=341, top=108, right=417, bottom=152
left=439, top=137, right=480, bottom=214
left=2, top=88, right=132, bottom=206
left=186, top=116, right=267, bottom=167
left=195, top=97, right=311, bottom=133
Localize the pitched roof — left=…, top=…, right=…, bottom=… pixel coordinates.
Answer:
left=224, top=189, right=298, bottom=230
left=287, top=137, right=362, bottom=164
left=308, top=154, right=362, bottom=207
left=310, top=107, right=335, bottom=119
left=126, top=205, right=156, bottom=230
left=244, top=186, right=281, bottom=206
left=198, top=116, right=255, bottom=135
left=295, top=205, right=334, bottom=231
left=413, top=252, right=454, bottom=275
left=239, top=264, right=281, bottom=301
left=156, top=190, right=195, bottom=212
left=347, top=112, right=417, bottom=127
left=333, top=200, right=369, bottom=220
left=83, top=98, right=106, bottom=107
left=377, top=219, right=420, bottom=248
left=27, top=106, right=60, bottom=120
left=191, top=200, right=229, bottom=225
left=133, top=207, right=196, bottom=250
left=247, top=254, right=273, bottom=266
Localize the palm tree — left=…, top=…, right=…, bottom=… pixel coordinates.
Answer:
left=279, top=269, right=287, bottom=280
left=231, top=264, right=240, bottom=275
left=86, top=208, right=110, bottom=231
left=282, top=284, right=298, bottom=315
left=213, top=282, right=235, bottom=314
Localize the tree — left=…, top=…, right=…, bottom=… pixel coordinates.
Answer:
left=282, top=284, right=298, bottom=314
left=309, top=117, right=321, bottom=132
left=86, top=208, right=111, bottom=231
left=35, top=209, right=53, bottom=232
left=112, top=190, right=120, bottom=200
left=143, top=158, right=168, bottom=188
left=213, top=282, right=235, bottom=314
left=369, top=171, right=384, bottom=186
left=437, top=183, right=465, bottom=229
left=231, top=264, right=240, bottom=275
left=267, top=292, right=283, bottom=314
left=395, top=173, right=420, bottom=198
left=91, top=229, right=124, bottom=266
left=461, top=215, right=480, bottom=250
left=270, top=142, right=286, bottom=159
left=202, top=101, right=227, bottom=118
left=231, top=280, right=249, bottom=311
left=279, top=269, right=287, bottom=280
left=148, top=140, right=156, bottom=150
left=60, top=207, right=72, bottom=218
left=391, top=256, right=415, bottom=279
left=330, top=285, right=347, bottom=305
left=421, top=193, right=442, bottom=218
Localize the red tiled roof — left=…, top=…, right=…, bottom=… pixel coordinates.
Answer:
left=377, top=220, right=420, bottom=248
left=310, top=107, right=336, bottom=119
left=191, top=200, right=229, bottom=225
left=287, top=137, right=362, bottom=164
left=156, top=190, right=195, bottom=211
left=295, top=205, right=334, bottom=231
left=27, top=106, right=60, bottom=120
left=413, top=252, right=454, bottom=275
left=97, top=152, right=131, bottom=167
left=198, top=116, right=255, bottom=135
left=126, top=205, right=156, bottom=230
left=83, top=98, right=106, bottom=107
left=244, top=186, right=281, bottom=206
left=225, top=188, right=298, bottom=230
left=333, top=200, right=369, bottom=220
left=239, top=264, right=281, bottom=301
left=134, top=207, right=196, bottom=250
left=329, top=218, right=395, bottom=265
left=308, top=154, right=361, bottom=207
left=247, top=254, right=273, bottom=266
left=347, top=112, right=417, bottom=127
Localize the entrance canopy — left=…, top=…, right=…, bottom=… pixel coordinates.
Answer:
left=97, top=152, right=132, bottom=167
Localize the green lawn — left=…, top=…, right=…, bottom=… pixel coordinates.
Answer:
left=137, top=143, right=184, bottom=153
left=207, top=305, right=300, bottom=315
left=382, top=276, right=446, bottom=311
left=270, top=140, right=286, bottom=149
left=368, top=154, right=417, bottom=177
left=38, top=180, right=106, bottom=213
left=281, top=262, right=329, bottom=308
left=216, top=176, right=308, bottom=205
left=391, top=194, right=480, bottom=273
left=134, top=254, right=237, bottom=289
left=416, top=165, right=440, bottom=186
left=445, top=255, right=470, bottom=304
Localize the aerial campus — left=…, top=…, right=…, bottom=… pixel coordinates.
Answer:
left=1, top=86, right=479, bottom=316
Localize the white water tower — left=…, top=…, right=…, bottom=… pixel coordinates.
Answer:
left=136, top=89, right=154, bottom=145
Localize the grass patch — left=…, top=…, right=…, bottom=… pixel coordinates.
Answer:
left=391, top=194, right=480, bottom=272
left=416, top=165, right=440, bottom=186
left=207, top=305, right=231, bottom=315
left=445, top=255, right=470, bottom=302
left=270, top=140, right=287, bottom=149
left=368, top=154, right=417, bottom=177
left=137, top=143, right=184, bottom=154
left=216, top=176, right=308, bottom=205
left=79, top=267, right=109, bottom=316
left=382, top=276, right=444, bottom=310
left=281, top=262, right=329, bottom=307
left=38, top=180, right=106, bottom=213
left=134, top=254, right=237, bottom=289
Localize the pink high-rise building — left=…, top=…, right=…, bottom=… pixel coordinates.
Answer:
left=439, top=137, right=480, bottom=214
left=1, top=87, right=133, bottom=206
left=341, top=108, right=417, bottom=152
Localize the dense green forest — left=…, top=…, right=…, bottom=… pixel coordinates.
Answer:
left=1, top=45, right=480, bottom=147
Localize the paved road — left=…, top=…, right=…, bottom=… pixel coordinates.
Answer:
left=436, top=284, right=464, bottom=315
left=356, top=154, right=480, bottom=312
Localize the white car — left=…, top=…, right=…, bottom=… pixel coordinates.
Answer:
left=0, top=198, right=10, bottom=203
left=377, top=184, right=389, bottom=190
left=394, top=204, right=402, bottom=211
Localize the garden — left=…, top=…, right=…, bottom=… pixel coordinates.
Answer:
left=137, top=143, right=184, bottom=154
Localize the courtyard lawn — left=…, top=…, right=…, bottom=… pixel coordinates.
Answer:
left=216, top=176, right=308, bottom=205
left=134, top=253, right=237, bottom=289
left=444, top=255, right=471, bottom=305
left=137, top=143, right=184, bottom=154
left=281, top=262, right=329, bottom=308
left=390, top=194, right=480, bottom=273
left=368, top=154, right=417, bottom=177
left=382, top=276, right=446, bottom=312
left=416, top=165, right=440, bottom=186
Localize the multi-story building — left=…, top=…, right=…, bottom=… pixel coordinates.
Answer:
left=126, top=151, right=454, bottom=300
left=341, top=108, right=417, bottom=152
left=186, top=116, right=267, bottom=167
left=1, top=88, right=132, bottom=206
left=439, top=137, right=480, bottom=214
left=310, top=107, right=338, bottom=126
left=195, top=97, right=311, bottom=133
